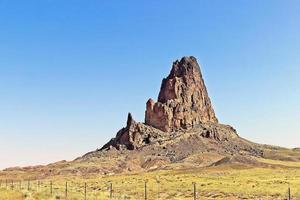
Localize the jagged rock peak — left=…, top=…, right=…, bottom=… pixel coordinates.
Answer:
left=145, top=56, right=218, bottom=132
left=127, top=112, right=134, bottom=127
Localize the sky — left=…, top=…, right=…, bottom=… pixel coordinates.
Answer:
left=0, top=0, right=299, bottom=169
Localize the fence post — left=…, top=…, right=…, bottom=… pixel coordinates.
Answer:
left=27, top=180, right=30, bottom=191
left=65, top=181, right=68, bottom=198
left=144, top=180, right=148, bottom=200
left=37, top=180, right=39, bottom=192
left=156, top=180, right=160, bottom=200
left=110, top=182, right=113, bottom=199
left=11, top=180, right=14, bottom=190
left=6, top=179, right=7, bottom=189
left=19, top=180, right=21, bottom=190
left=193, top=182, right=197, bottom=200
left=50, top=181, right=53, bottom=195
left=84, top=182, right=87, bottom=200
left=288, top=184, right=291, bottom=200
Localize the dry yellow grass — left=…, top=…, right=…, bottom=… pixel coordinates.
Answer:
left=0, top=188, right=24, bottom=200
left=0, top=157, right=299, bottom=199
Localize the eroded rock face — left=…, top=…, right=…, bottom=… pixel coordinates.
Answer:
left=101, top=56, right=220, bottom=151
left=101, top=113, right=165, bottom=150
left=145, top=56, right=218, bottom=132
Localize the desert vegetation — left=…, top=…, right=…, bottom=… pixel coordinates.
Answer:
left=0, top=157, right=299, bottom=200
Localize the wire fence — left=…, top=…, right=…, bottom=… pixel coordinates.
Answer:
left=0, top=178, right=296, bottom=200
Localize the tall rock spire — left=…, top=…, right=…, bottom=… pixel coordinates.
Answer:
left=145, top=56, right=218, bottom=132
left=101, top=56, right=221, bottom=151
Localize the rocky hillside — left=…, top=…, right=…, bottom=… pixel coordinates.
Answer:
left=2, top=56, right=300, bottom=178
left=76, top=56, right=284, bottom=174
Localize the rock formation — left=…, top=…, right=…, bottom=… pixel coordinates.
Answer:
left=4, top=55, right=299, bottom=180
left=101, top=113, right=165, bottom=150
left=101, top=56, right=221, bottom=150
left=145, top=56, right=218, bottom=132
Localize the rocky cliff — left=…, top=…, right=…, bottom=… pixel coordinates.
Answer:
left=101, top=56, right=222, bottom=150
left=145, top=56, right=218, bottom=132
left=101, top=113, right=166, bottom=150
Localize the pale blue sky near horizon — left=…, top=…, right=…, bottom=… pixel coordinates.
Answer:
left=0, top=0, right=299, bottom=169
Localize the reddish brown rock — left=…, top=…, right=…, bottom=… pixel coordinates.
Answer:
left=145, top=56, right=218, bottom=132
left=101, top=113, right=165, bottom=150
left=101, top=56, right=220, bottom=151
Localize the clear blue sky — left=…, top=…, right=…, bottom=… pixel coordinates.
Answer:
left=0, top=0, right=299, bottom=169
